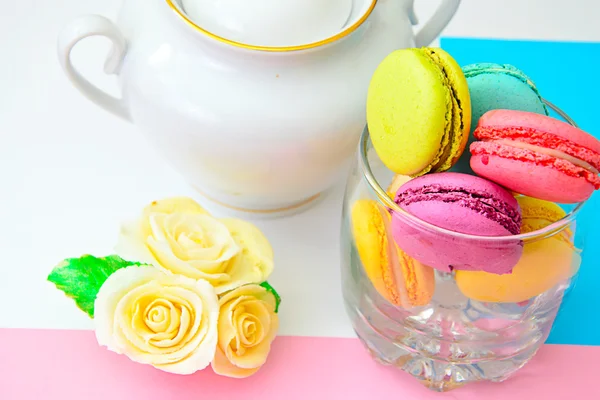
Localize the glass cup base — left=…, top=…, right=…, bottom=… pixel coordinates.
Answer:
left=349, top=308, right=542, bottom=392
left=342, top=263, right=563, bottom=392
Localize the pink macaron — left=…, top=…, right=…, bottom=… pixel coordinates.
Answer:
left=470, top=109, right=600, bottom=203
left=391, top=172, right=523, bottom=274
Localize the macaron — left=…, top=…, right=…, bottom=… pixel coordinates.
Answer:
left=351, top=199, right=435, bottom=307
left=456, top=196, right=581, bottom=303
left=367, top=48, right=472, bottom=177
left=470, top=109, right=600, bottom=203
left=452, top=63, right=548, bottom=174
left=391, top=172, right=523, bottom=273
left=463, top=63, right=548, bottom=133
left=386, top=174, right=412, bottom=198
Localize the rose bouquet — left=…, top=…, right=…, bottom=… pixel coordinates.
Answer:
left=47, top=197, right=281, bottom=378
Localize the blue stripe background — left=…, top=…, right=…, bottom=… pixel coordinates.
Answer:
left=440, top=38, right=600, bottom=345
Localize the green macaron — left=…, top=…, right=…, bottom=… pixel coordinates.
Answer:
left=366, top=48, right=472, bottom=177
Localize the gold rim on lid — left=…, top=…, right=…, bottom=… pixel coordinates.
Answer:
left=165, top=0, right=378, bottom=52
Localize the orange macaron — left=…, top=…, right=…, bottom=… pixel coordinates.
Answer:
left=455, top=196, right=581, bottom=303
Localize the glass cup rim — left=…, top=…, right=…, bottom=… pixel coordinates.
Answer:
left=358, top=99, right=587, bottom=243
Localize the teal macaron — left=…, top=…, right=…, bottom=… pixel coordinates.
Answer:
left=463, top=63, right=548, bottom=131
left=452, top=63, right=549, bottom=174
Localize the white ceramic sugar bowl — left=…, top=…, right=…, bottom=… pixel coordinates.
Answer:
left=57, top=0, right=461, bottom=216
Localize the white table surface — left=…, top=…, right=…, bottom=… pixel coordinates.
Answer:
left=2, top=0, right=599, bottom=338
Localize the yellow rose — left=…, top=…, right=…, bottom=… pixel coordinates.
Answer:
left=115, top=197, right=273, bottom=294
left=94, top=266, right=219, bottom=375
left=212, top=284, right=279, bottom=378
left=218, top=218, right=274, bottom=293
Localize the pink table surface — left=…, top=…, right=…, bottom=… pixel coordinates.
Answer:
left=1, top=328, right=597, bottom=399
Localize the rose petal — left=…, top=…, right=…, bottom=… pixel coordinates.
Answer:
left=149, top=214, right=169, bottom=242
left=148, top=302, right=189, bottom=349
left=165, top=301, right=181, bottom=336
left=121, top=289, right=199, bottom=356
left=212, top=343, right=261, bottom=378
left=145, top=299, right=171, bottom=333
left=214, top=284, right=280, bottom=372
left=165, top=215, right=227, bottom=262
left=236, top=300, right=271, bottom=334
left=144, top=299, right=181, bottom=339
left=163, top=219, right=195, bottom=260
left=115, top=282, right=170, bottom=354
left=237, top=314, right=263, bottom=347
left=145, top=282, right=216, bottom=370
left=147, top=238, right=231, bottom=287
left=142, top=197, right=209, bottom=220
left=146, top=238, right=210, bottom=277
left=154, top=280, right=218, bottom=374
left=94, top=267, right=219, bottom=375
left=145, top=214, right=241, bottom=289
left=231, top=306, right=246, bottom=356
left=225, top=313, right=279, bottom=369
left=95, top=267, right=165, bottom=352
left=134, top=197, right=210, bottom=262
left=217, top=302, right=238, bottom=351
left=218, top=285, right=276, bottom=310
left=149, top=289, right=198, bottom=351
left=218, top=219, right=274, bottom=291
left=171, top=214, right=239, bottom=263
left=176, top=234, right=201, bottom=255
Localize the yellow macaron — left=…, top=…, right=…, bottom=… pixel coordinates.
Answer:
left=455, top=196, right=581, bottom=303
left=386, top=174, right=412, bottom=199
left=351, top=199, right=435, bottom=307
left=367, top=48, right=471, bottom=177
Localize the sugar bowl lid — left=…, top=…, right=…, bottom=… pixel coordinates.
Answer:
left=178, top=0, right=354, bottom=47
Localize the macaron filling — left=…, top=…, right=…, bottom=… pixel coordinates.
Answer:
left=493, top=139, right=599, bottom=174
left=474, top=126, right=600, bottom=171
left=397, top=249, right=433, bottom=307
left=471, top=141, right=600, bottom=189
left=421, top=49, right=466, bottom=174
left=395, top=185, right=521, bottom=235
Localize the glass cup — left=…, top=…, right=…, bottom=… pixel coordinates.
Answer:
left=340, top=102, right=586, bottom=392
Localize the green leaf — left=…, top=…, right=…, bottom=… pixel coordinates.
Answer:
left=47, top=254, right=144, bottom=318
left=260, top=281, right=281, bottom=313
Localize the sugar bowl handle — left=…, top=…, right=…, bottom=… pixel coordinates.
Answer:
left=57, top=15, right=130, bottom=121
left=413, top=0, right=461, bottom=47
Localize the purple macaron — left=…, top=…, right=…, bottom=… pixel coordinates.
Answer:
left=391, top=172, right=523, bottom=274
